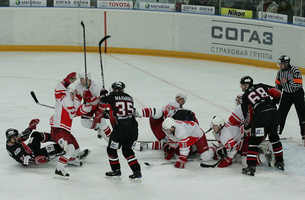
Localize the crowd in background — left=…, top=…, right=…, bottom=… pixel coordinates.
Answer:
left=1, top=0, right=305, bottom=24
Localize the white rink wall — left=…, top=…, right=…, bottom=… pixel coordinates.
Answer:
left=0, top=7, right=305, bottom=68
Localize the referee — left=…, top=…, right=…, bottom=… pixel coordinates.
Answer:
left=275, top=55, right=305, bottom=140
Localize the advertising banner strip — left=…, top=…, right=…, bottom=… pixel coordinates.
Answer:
left=97, top=1, right=133, bottom=9
left=221, top=7, right=253, bottom=19
left=10, top=0, right=47, bottom=7
left=293, top=16, right=305, bottom=26
left=53, top=0, right=90, bottom=7
left=258, top=11, right=287, bottom=23
left=139, top=2, right=175, bottom=11
left=181, top=5, right=215, bottom=15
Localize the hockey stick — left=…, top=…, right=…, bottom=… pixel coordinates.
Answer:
left=98, top=35, right=111, bottom=88
left=30, top=91, right=55, bottom=109
left=144, top=158, right=201, bottom=166
left=200, top=158, right=224, bottom=168
left=200, top=135, right=245, bottom=168
left=80, top=21, right=89, bottom=89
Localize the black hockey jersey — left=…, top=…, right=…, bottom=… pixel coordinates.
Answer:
left=241, top=83, right=281, bottom=128
left=6, top=142, right=34, bottom=166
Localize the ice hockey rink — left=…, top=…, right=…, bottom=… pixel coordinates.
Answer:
left=1, top=51, right=304, bottom=200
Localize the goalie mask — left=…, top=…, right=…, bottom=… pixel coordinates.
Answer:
left=6, top=128, right=19, bottom=141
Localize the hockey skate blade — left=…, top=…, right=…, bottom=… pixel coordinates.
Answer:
left=129, top=178, right=142, bottom=183
left=105, top=175, right=122, bottom=180
left=54, top=174, right=69, bottom=180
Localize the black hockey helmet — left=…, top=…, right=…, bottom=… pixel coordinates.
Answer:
left=278, top=55, right=290, bottom=63
left=5, top=128, right=18, bottom=141
left=278, top=55, right=290, bottom=64
left=111, top=81, right=125, bottom=92
left=240, top=76, right=253, bottom=87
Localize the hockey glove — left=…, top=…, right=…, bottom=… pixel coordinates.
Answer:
left=83, top=89, right=93, bottom=103
left=102, top=108, right=110, bottom=119
left=28, top=118, right=40, bottom=130
left=216, top=146, right=227, bottom=159
left=22, top=155, right=35, bottom=167
left=100, top=88, right=108, bottom=97
left=94, top=109, right=104, bottom=124
left=164, top=144, right=175, bottom=160
left=217, top=157, right=233, bottom=168
left=63, top=72, right=77, bottom=86
left=174, top=156, right=188, bottom=169
left=34, top=156, right=49, bottom=165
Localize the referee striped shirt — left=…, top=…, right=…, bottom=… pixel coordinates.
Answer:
left=275, top=65, right=303, bottom=93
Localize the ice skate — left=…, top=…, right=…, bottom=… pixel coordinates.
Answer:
left=54, top=169, right=69, bottom=180
left=78, top=149, right=91, bottom=161
left=274, top=162, right=285, bottom=171
left=129, top=171, right=142, bottom=182
left=242, top=166, right=255, bottom=176
left=105, top=169, right=122, bottom=180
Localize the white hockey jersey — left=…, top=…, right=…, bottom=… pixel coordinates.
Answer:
left=50, top=82, right=92, bottom=132
left=228, top=105, right=244, bottom=126
left=162, top=100, right=182, bottom=118
left=165, top=120, right=204, bottom=158
left=212, top=123, right=244, bottom=159
left=75, top=80, right=103, bottom=110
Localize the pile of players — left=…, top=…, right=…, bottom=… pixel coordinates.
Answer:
left=6, top=54, right=303, bottom=179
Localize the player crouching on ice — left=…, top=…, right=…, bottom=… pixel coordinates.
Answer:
left=161, top=117, right=212, bottom=168
left=6, top=119, right=65, bottom=167
left=205, top=116, right=275, bottom=168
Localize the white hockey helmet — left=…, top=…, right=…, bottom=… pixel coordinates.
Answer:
left=162, top=118, right=176, bottom=131
left=175, top=93, right=187, bottom=102
left=211, top=116, right=225, bottom=128
left=79, top=70, right=91, bottom=79
left=235, top=93, right=243, bottom=106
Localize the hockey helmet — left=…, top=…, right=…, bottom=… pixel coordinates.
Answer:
left=211, top=116, right=225, bottom=128
left=175, top=93, right=187, bottom=102
left=240, top=76, right=253, bottom=87
left=111, top=81, right=125, bottom=92
left=278, top=55, right=290, bottom=64
left=162, top=118, right=176, bottom=132
left=79, top=70, right=91, bottom=79
left=235, top=93, right=243, bottom=106
left=6, top=128, right=19, bottom=141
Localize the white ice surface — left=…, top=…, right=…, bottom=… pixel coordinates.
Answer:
left=0, top=52, right=304, bottom=200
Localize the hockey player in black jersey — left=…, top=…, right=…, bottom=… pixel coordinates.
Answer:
left=239, top=76, right=284, bottom=176
left=100, top=81, right=141, bottom=181
left=6, top=119, right=64, bottom=167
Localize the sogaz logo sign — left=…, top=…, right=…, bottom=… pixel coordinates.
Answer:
left=210, top=22, right=274, bottom=60
left=211, top=26, right=273, bottom=45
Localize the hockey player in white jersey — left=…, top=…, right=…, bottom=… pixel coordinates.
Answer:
left=161, top=118, right=210, bottom=168
left=134, top=93, right=196, bottom=150
left=207, top=116, right=272, bottom=168
left=50, top=72, right=93, bottom=180
left=75, top=70, right=112, bottom=142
